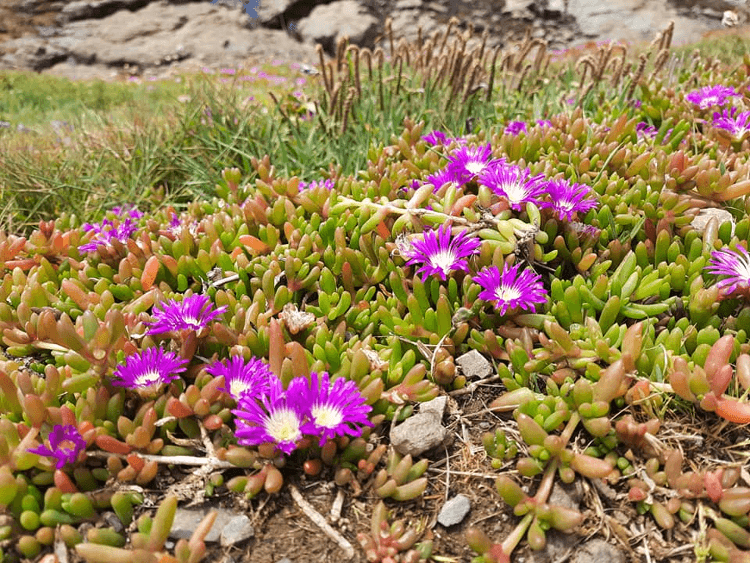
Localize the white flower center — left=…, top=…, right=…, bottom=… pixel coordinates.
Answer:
left=500, top=180, right=528, bottom=204
left=495, top=285, right=522, bottom=303
left=265, top=408, right=302, bottom=444
left=429, top=249, right=458, bottom=273
left=312, top=403, right=344, bottom=429
left=133, top=370, right=161, bottom=388
left=701, top=96, right=719, bottom=109
left=182, top=315, right=202, bottom=328
left=229, top=378, right=251, bottom=398
left=466, top=161, right=486, bottom=175
left=734, top=253, right=750, bottom=281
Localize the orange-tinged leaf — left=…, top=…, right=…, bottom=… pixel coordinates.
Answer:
left=95, top=434, right=132, bottom=455
left=239, top=235, right=270, bottom=254
left=141, top=256, right=160, bottom=291
left=62, top=279, right=89, bottom=310
left=716, top=398, right=750, bottom=424
left=376, top=221, right=391, bottom=240
left=451, top=194, right=477, bottom=216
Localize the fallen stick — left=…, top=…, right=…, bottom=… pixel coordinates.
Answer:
left=289, top=484, right=355, bottom=560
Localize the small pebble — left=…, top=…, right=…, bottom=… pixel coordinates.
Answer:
left=437, top=494, right=471, bottom=527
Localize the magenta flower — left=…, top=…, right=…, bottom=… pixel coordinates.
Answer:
left=712, top=107, right=750, bottom=141
left=447, top=143, right=497, bottom=183
left=540, top=179, right=598, bottom=221
left=536, top=119, right=553, bottom=128
left=421, top=130, right=466, bottom=146
left=685, top=85, right=739, bottom=109
left=233, top=376, right=306, bottom=455
left=504, top=121, right=527, bottom=135
left=422, top=130, right=450, bottom=145
left=706, top=246, right=750, bottom=294
left=403, top=224, right=481, bottom=281
left=479, top=161, right=546, bottom=211
left=636, top=122, right=657, bottom=139
left=425, top=166, right=460, bottom=192
left=207, top=356, right=272, bottom=400
left=28, top=424, right=86, bottom=469
left=298, top=179, right=335, bottom=191
left=146, top=294, right=228, bottom=335
left=78, top=216, right=138, bottom=253
left=473, top=263, right=547, bottom=315
left=111, top=205, right=143, bottom=220
left=297, top=372, right=373, bottom=445
left=111, top=348, right=188, bottom=392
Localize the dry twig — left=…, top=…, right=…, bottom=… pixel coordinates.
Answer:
left=290, top=484, right=355, bottom=559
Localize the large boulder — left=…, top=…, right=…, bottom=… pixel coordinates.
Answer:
left=297, top=0, right=378, bottom=55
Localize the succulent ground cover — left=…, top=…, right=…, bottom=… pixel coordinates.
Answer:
left=6, top=15, right=750, bottom=563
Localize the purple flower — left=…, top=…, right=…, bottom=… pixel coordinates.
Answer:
left=111, top=205, right=143, bottom=220
left=425, top=167, right=460, bottom=192
left=233, top=376, right=306, bottom=455
left=447, top=143, right=497, bottom=183
left=146, top=294, right=227, bottom=335
left=636, top=122, right=657, bottom=139
left=706, top=246, right=750, bottom=294
left=28, top=424, right=86, bottom=469
left=423, top=130, right=467, bottom=146
left=479, top=161, right=546, bottom=211
left=504, top=121, right=527, bottom=135
left=78, top=216, right=138, bottom=253
left=685, top=85, right=739, bottom=110
left=473, top=263, right=547, bottom=315
left=712, top=107, right=750, bottom=140
left=297, top=372, right=373, bottom=445
left=111, top=348, right=188, bottom=392
left=536, top=119, right=553, bottom=128
left=539, top=179, right=598, bottom=221
left=403, top=224, right=481, bottom=281
left=298, top=179, right=335, bottom=191
left=422, top=130, right=450, bottom=145
left=207, top=356, right=272, bottom=400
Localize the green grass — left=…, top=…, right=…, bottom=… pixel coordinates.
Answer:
left=3, top=27, right=750, bottom=236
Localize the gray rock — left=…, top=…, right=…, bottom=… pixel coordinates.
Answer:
left=420, top=395, right=447, bottom=419
left=437, top=494, right=471, bottom=526
left=171, top=508, right=233, bottom=543
left=571, top=539, right=626, bottom=563
left=503, top=0, right=536, bottom=15
left=390, top=412, right=447, bottom=456
left=456, top=350, right=492, bottom=379
left=59, top=0, right=148, bottom=23
left=220, top=515, right=254, bottom=547
left=691, top=208, right=735, bottom=237
left=277, top=559, right=294, bottom=563
left=16, top=1, right=320, bottom=72
left=256, top=0, right=297, bottom=24
left=0, top=36, right=69, bottom=71
left=548, top=482, right=583, bottom=512
left=297, top=0, right=378, bottom=55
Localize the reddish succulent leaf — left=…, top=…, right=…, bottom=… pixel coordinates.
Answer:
left=239, top=235, right=270, bottom=254
left=141, top=255, right=160, bottom=291
left=95, top=434, right=132, bottom=455
left=716, top=398, right=750, bottom=424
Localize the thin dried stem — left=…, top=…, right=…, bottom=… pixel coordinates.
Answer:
left=486, top=46, right=501, bottom=103
left=290, top=485, right=355, bottom=559
left=625, top=53, right=649, bottom=100
left=316, top=44, right=332, bottom=97
left=361, top=47, right=373, bottom=81
left=341, top=87, right=356, bottom=135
